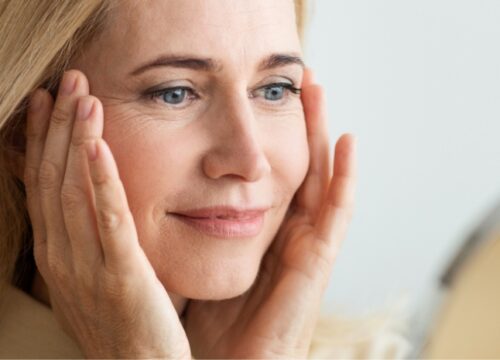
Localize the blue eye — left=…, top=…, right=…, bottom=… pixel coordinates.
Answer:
left=145, top=82, right=301, bottom=108
left=264, top=85, right=284, bottom=100
left=161, top=88, right=186, bottom=104
left=147, top=86, right=196, bottom=107
left=254, top=82, right=302, bottom=102
left=151, top=87, right=195, bottom=106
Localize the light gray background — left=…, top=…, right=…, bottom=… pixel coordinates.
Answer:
left=303, top=0, right=500, bottom=316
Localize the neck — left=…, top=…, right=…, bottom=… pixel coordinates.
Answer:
left=30, top=268, right=189, bottom=318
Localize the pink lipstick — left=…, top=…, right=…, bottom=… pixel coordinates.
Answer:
left=170, top=206, right=268, bottom=238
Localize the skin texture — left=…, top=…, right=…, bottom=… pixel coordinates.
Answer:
left=19, top=0, right=357, bottom=357
left=73, top=0, right=310, bottom=308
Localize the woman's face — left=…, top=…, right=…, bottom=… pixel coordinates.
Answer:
left=72, top=0, right=309, bottom=300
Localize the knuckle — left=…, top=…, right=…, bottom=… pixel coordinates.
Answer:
left=51, top=107, right=71, bottom=127
left=23, top=166, right=39, bottom=198
left=310, top=249, right=333, bottom=279
left=25, top=125, right=41, bottom=142
left=38, top=159, right=61, bottom=192
left=92, top=172, right=114, bottom=187
left=96, top=208, right=124, bottom=234
left=61, top=183, right=86, bottom=213
left=71, top=134, right=88, bottom=148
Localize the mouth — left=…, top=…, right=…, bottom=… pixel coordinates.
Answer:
left=169, top=206, right=268, bottom=238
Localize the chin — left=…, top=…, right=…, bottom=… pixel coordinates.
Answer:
left=157, top=255, right=263, bottom=301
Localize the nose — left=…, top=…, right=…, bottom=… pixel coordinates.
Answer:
left=202, top=93, right=272, bottom=182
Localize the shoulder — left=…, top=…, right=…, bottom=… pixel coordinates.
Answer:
left=0, top=283, right=83, bottom=358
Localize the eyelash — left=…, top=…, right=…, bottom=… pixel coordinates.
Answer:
left=145, top=82, right=302, bottom=109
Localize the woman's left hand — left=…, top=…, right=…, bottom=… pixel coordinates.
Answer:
left=183, top=68, right=357, bottom=359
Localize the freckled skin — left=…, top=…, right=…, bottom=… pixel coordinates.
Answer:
left=71, top=0, right=309, bottom=308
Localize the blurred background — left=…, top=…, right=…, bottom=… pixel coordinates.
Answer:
left=302, top=0, right=500, bottom=320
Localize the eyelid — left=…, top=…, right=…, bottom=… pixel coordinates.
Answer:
left=146, top=85, right=196, bottom=98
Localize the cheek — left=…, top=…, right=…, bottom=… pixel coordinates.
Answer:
left=100, top=108, right=201, bottom=221
left=263, top=111, right=310, bottom=194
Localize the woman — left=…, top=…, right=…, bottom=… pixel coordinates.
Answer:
left=0, top=0, right=357, bottom=357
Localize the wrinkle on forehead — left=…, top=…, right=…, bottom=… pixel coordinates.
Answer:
left=75, top=0, right=302, bottom=91
left=116, top=0, right=296, bottom=26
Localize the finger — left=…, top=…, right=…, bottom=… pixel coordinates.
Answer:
left=85, top=138, right=142, bottom=272
left=314, top=133, right=357, bottom=249
left=38, top=70, right=89, bottom=264
left=293, top=84, right=331, bottom=221
left=24, top=89, right=54, bottom=272
left=62, top=96, right=104, bottom=271
left=301, top=67, right=315, bottom=87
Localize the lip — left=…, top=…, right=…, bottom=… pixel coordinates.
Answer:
left=169, top=206, right=269, bottom=238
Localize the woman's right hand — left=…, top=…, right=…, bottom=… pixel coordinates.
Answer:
left=23, top=69, right=191, bottom=359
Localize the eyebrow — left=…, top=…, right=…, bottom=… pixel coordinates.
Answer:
left=129, top=52, right=305, bottom=77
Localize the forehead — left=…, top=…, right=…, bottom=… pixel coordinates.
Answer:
left=96, top=0, right=301, bottom=73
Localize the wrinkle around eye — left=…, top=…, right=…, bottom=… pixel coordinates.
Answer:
left=103, top=106, right=157, bottom=140
left=103, top=98, right=206, bottom=135
left=252, top=95, right=303, bottom=115
left=254, top=104, right=305, bottom=124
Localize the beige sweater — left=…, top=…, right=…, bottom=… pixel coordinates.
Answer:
left=0, top=284, right=83, bottom=358
left=0, top=284, right=411, bottom=359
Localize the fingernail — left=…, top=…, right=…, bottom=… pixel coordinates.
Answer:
left=85, top=140, right=98, bottom=161
left=60, top=71, right=77, bottom=95
left=77, top=97, right=94, bottom=121
left=30, top=90, right=44, bottom=111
